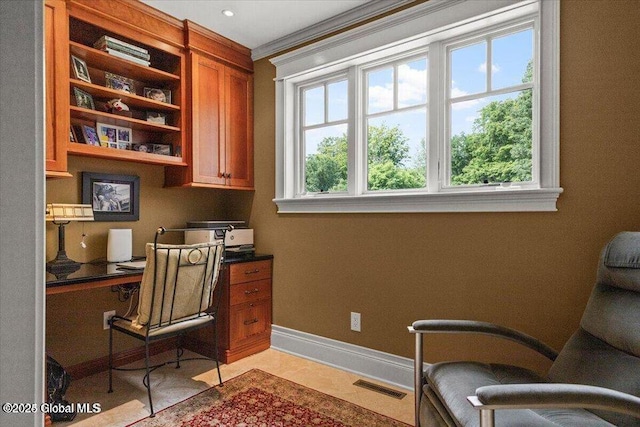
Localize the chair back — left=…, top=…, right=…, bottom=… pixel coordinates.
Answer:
left=135, top=237, right=224, bottom=331
left=548, top=232, right=640, bottom=425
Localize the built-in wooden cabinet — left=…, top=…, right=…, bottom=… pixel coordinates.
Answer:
left=165, top=21, right=254, bottom=190
left=186, top=256, right=273, bottom=364
left=45, top=2, right=254, bottom=187
left=224, top=258, right=272, bottom=362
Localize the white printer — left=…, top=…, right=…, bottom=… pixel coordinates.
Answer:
left=185, top=221, right=254, bottom=255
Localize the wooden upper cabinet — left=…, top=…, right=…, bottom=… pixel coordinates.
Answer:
left=45, top=0, right=71, bottom=177
left=165, top=20, right=254, bottom=190
left=225, top=67, right=254, bottom=189
left=190, top=54, right=226, bottom=186
left=43, top=1, right=252, bottom=188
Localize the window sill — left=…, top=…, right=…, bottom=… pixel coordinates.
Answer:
left=273, top=187, right=563, bottom=213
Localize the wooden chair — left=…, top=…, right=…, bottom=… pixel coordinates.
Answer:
left=108, top=227, right=225, bottom=417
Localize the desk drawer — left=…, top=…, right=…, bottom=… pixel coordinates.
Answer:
left=230, top=279, right=271, bottom=306
left=229, top=260, right=271, bottom=284
left=229, top=299, right=271, bottom=345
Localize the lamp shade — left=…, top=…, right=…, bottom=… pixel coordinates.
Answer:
left=46, top=203, right=94, bottom=222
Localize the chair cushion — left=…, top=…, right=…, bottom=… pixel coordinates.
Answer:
left=548, top=329, right=640, bottom=426
left=425, top=362, right=613, bottom=426
left=136, top=241, right=222, bottom=327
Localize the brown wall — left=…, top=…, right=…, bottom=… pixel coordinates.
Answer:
left=248, top=0, right=640, bottom=374
left=46, top=0, right=640, bottom=373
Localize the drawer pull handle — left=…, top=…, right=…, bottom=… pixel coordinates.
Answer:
left=243, top=318, right=259, bottom=325
left=244, top=288, right=260, bottom=295
left=244, top=269, right=260, bottom=275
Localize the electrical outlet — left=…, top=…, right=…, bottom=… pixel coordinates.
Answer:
left=103, top=310, right=116, bottom=330
left=350, top=312, right=361, bottom=332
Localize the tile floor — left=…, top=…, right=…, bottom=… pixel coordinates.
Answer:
left=60, top=348, right=415, bottom=426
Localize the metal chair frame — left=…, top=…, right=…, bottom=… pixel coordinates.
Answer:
left=107, top=226, right=228, bottom=417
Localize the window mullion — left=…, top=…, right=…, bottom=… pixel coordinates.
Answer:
left=427, top=42, right=441, bottom=193
left=347, top=66, right=359, bottom=196
left=486, top=36, right=492, bottom=91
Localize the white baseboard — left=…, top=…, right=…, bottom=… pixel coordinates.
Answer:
left=271, top=325, right=414, bottom=390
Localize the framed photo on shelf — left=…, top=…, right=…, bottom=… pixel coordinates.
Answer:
left=73, top=87, right=95, bottom=110
left=96, top=122, right=132, bottom=145
left=72, top=125, right=85, bottom=143
left=152, top=144, right=172, bottom=156
left=82, top=172, right=140, bottom=221
left=146, top=111, right=166, bottom=125
left=96, top=122, right=117, bottom=144
left=133, top=143, right=152, bottom=153
left=105, top=72, right=134, bottom=94
left=143, top=87, right=171, bottom=104
left=71, top=55, right=91, bottom=83
left=117, top=128, right=131, bottom=143
left=81, top=125, right=100, bottom=146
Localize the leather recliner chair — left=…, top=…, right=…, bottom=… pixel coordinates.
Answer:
left=409, top=231, right=640, bottom=426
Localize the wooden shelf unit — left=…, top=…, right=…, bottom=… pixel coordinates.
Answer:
left=45, top=0, right=188, bottom=176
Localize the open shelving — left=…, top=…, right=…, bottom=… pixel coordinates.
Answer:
left=65, top=14, right=185, bottom=166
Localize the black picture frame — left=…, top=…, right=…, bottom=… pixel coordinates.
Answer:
left=73, top=87, right=95, bottom=110
left=71, top=55, right=91, bottom=83
left=82, top=172, right=140, bottom=221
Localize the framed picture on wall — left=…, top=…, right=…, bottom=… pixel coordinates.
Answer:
left=82, top=172, right=140, bottom=221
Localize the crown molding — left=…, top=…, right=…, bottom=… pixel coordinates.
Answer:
left=251, top=0, right=415, bottom=61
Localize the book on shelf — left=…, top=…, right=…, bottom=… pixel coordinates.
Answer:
left=94, top=40, right=151, bottom=61
left=102, top=48, right=151, bottom=67
left=94, top=35, right=148, bottom=55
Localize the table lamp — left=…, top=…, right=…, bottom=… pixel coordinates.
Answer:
left=46, top=203, right=94, bottom=275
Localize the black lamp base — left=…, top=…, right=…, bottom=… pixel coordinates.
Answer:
left=47, top=220, right=82, bottom=277
left=46, top=257, right=81, bottom=276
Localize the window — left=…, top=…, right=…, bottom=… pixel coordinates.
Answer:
left=365, top=56, right=427, bottom=192
left=273, top=0, right=561, bottom=213
left=445, top=24, right=535, bottom=188
left=301, top=78, right=349, bottom=193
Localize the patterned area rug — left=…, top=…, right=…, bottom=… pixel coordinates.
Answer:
left=128, top=369, right=410, bottom=426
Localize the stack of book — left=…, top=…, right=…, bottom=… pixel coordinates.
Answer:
left=94, top=35, right=150, bottom=67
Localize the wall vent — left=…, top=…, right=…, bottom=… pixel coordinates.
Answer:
left=353, top=379, right=406, bottom=399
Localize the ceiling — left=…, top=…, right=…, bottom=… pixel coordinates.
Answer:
left=139, top=0, right=409, bottom=59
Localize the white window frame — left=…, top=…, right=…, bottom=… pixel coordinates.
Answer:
left=272, top=0, right=561, bottom=213
left=441, top=19, right=538, bottom=191
left=361, top=52, right=429, bottom=194
left=297, top=73, right=350, bottom=195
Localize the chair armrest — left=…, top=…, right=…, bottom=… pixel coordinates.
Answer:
left=468, top=383, right=640, bottom=419
left=409, top=320, right=558, bottom=361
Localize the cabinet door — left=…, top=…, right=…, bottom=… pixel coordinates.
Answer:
left=225, top=67, right=254, bottom=189
left=44, top=0, right=69, bottom=175
left=229, top=299, right=271, bottom=347
left=191, top=53, right=226, bottom=185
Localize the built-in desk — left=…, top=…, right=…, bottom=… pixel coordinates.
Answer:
left=45, top=261, right=144, bottom=295
left=46, top=254, right=274, bottom=364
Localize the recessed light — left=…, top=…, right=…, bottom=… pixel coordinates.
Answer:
left=221, top=9, right=234, bottom=17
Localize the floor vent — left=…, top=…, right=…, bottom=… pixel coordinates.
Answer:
left=353, top=379, right=407, bottom=399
